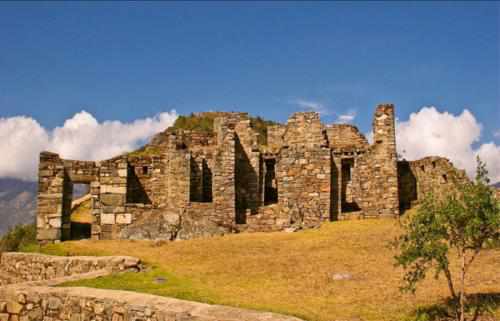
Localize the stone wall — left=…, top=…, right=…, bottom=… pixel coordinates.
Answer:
left=326, top=124, right=369, bottom=150
left=0, top=253, right=301, bottom=321
left=398, top=156, right=468, bottom=211
left=351, top=104, right=399, bottom=218
left=234, top=116, right=262, bottom=223
left=0, top=286, right=303, bottom=321
left=267, top=124, right=286, bottom=151
left=276, top=112, right=331, bottom=227
left=37, top=152, right=66, bottom=243
left=37, top=104, right=473, bottom=242
left=211, top=117, right=237, bottom=227
left=0, top=253, right=140, bottom=285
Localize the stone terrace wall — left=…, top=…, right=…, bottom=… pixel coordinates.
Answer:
left=0, top=253, right=140, bottom=285
left=0, top=286, right=304, bottom=321
left=0, top=252, right=302, bottom=321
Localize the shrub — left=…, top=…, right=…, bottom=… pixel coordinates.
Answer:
left=0, top=223, right=37, bottom=253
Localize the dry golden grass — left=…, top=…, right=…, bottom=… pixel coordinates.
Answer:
left=70, top=199, right=92, bottom=224
left=39, top=218, right=500, bottom=321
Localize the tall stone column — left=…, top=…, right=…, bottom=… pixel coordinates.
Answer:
left=372, top=104, right=399, bottom=218
left=36, top=152, right=66, bottom=244
left=354, top=104, right=400, bottom=218
left=213, top=117, right=236, bottom=226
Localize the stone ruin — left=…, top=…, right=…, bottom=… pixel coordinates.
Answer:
left=36, top=104, right=468, bottom=244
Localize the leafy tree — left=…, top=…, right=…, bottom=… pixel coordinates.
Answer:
left=394, top=157, right=500, bottom=321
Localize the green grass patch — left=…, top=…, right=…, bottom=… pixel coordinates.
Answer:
left=59, top=267, right=220, bottom=304
left=127, top=146, right=162, bottom=158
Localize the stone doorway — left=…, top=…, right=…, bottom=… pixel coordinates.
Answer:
left=69, top=183, right=92, bottom=240
left=341, top=158, right=360, bottom=212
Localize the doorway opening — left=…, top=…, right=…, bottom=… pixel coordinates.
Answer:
left=341, top=158, right=360, bottom=212
left=70, top=183, right=92, bottom=240
left=264, top=159, right=278, bottom=205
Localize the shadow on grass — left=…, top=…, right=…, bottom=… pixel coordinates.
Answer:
left=412, top=293, right=500, bottom=321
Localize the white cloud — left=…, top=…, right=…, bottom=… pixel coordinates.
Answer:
left=0, top=110, right=178, bottom=181
left=396, top=106, right=500, bottom=183
left=292, top=99, right=357, bottom=124
left=336, top=110, right=357, bottom=124
left=294, top=99, right=330, bottom=115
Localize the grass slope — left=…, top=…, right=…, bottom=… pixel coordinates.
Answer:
left=34, top=218, right=500, bottom=321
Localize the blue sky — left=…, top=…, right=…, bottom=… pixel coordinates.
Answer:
left=0, top=2, right=499, bottom=181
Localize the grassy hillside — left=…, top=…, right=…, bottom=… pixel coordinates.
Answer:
left=173, top=112, right=277, bottom=145
left=32, top=217, right=500, bottom=321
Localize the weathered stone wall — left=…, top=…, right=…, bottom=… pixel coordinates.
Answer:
left=277, top=147, right=331, bottom=227
left=0, top=286, right=303, bottom=321
left=331, top=151, right=365, bottom=220
left=37, top=104, right=473, bottom=242
left=212, top=117, right=237, bottom=227
left=234, top=116, right=262, bottom=222
left=166, top=148, right=190, bottom=210
left=97, top=157, right=128, bottom=240
left=244, top=204, right=291, bottom=232
left=0, top=253, right=140, bottom=285
left=126, top=156, right=156, bottom=205
left=275, top=112, right=331, bottom=227
left=0, top=252, right=301, bottom=321
left=267, top=124, right=286, bottom=151
left=351, top=104, right=399, bottom=218
left=398, top=156, right=468, bottom=211
left=283, top=112, right=328, bottom=148
left=37, top=152, right=66, bottom=244
left=326, top=124, right=369, bottom=150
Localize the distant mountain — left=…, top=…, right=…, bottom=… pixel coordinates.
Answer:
left=0, top=178, right=37, bottom=236
left=0, top=178, right=91, bottom=237
left=492, top=182, right=500, bottom=189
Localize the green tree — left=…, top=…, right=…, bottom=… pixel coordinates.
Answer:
left=394, top=157, right=500, bottom=321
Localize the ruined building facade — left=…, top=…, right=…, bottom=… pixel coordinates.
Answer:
left=36, top=104, right=467, bottom=243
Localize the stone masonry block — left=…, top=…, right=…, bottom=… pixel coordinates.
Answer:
left=100, top=194, right=124, bottom=206
left=101, top=214, right=116, bottom=225
left=116, top=214, right=132, bottom=225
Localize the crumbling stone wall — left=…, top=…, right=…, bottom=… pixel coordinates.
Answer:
left=0, top=252, right=301, bottom=321
left=398, top=156, right=468, bottom=211
left=350, top=104, right=399, bottom=218
left=267, top=124, right=286, bottom=152
left=276, top=113, right=331, bottom=227
left=326, top=124, right=369, bottom=150
left=0, top=253, right=140, bottom=285
left=0, top=285, right=303, bottom=321
left=37, top=104, right=471, bottom=243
